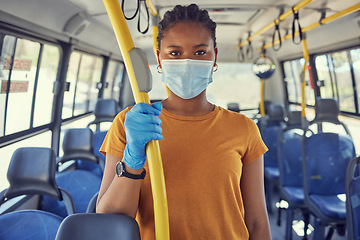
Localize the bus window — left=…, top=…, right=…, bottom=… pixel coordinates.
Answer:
left=0, top=36, right=59, bottom=136
left=350, top=49, right=360, bottom=113
left=283, top=58, right=315, bottom=107
left=103, top=60, right=124, bottom=102
left=34, top=44, right=59, bottom=127
left=207, top=62, right=261, bottom=114
left=62, top=51, right=103, bottom=119
left=315, top=48, right=360, bottom=114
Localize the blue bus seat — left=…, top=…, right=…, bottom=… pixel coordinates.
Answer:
left=58, top=128, right=104, bottom=177
left=87, top=98, right=117, bottom=131
left=42, top=170, right=101, bottom=218
left=55, top=213, right=141, bottom=240
left=258, top=103, right=285, bottom=214
left=0, top=147, right=75, bottom=216
left=0, top=210, right=62, bottom=240
left=86, top=191, right=99, bottom=213
left=93, top=130, right=107, bottom=162
left=346, top=156, right=360, bottom=240
left=302, top=98, right=356, bottom=239
left=277, top=111, right=310, bottom=239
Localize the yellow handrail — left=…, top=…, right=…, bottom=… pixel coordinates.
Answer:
left=301, top=37, right=309, bottom=118
left=263, top=3, right=360, bottom=50
left=102, top=1, right=170, bottom=240
left=260, top=79, right=265, bottom=117
left=236, top=0, right=314, bottom=49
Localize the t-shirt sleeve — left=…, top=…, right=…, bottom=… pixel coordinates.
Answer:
left=99, top=107, right=130, bottom=159
left=242, top=117, right=268, bottom=165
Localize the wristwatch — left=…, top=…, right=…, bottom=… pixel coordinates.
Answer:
left=115, top=161, right=146, bottom=180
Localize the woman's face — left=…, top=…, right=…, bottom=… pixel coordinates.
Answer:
left=157, top=22, right=218, bottom=66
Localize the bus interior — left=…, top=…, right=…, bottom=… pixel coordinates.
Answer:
left=0, top=0, right=360, bottom=239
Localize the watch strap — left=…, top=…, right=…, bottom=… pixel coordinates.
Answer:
left=116, top=161, right=146, bottom=180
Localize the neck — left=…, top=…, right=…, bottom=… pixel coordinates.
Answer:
left=162, top=91, right=214, bottom=117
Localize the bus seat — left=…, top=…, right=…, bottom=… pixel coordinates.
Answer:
left=0, top=210, right=62, bottom=240
left=93, top=130, right=107, bottom=162
left=58, top=128, right=104, bottom=177
left=346, top=156, right=360, bottom=240
left=278, top=120, right=309, bottom=239
left=86, top=191, right=99, bottom=213
left=0, top=147, right=75, bottom=216
left=302, top=98, right=356, bottom=239
left=55, top=213, right=141, bottom=240
left=86, top=98, right=117, bottom=131
left=41, top=170, right=101, bottom=218
left=258, top=103, right=285, bottom=214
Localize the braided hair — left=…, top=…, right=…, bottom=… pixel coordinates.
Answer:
left=157, top=4, right=217, bottom=49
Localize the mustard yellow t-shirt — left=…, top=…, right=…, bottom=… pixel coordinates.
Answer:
left=100, top=105, right=267, bottom=240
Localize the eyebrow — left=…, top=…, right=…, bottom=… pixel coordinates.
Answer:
left=166, top=44, right=209, bottom=49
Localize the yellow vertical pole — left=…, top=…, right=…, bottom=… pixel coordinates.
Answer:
left=260, top=79, right=265, bottom=117
left=301, top=35, right=309, bottom=120
left=102, top=1, right=170, bottom=239
left=259, top=52, right=266, bottom=117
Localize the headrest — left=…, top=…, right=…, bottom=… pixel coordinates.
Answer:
left=94, top=99, right=117, bottom=119
left=5, top=147, right=61, bottom=200
left=55, top=213, right=141, bottom=240
left=268, top=104, right=285, bottom=122
left=63, top=128, right=94, bottom=154
left=312, top=98, right=340, bottom=124
left=286, top=110, right=302, bottom=127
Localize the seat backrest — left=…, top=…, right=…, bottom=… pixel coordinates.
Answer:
left=55, top=213, right=141, bottom=240
left=0, top=147, right=75, bottom=216
left=41, top=170, right=101, bottom=218
left=87, top=98, right=117, bottom=130
left=278, top=128, right=303, bottom=188
left=0, top=210, right=62, bottom=240
left=59, top=128, right=103, bottom=176
left=59, top=128, right=99, bottom=165
left=302, top=98, right=356, bottom=196
left=346, top=156, right=360, bottom=240
left=303, top=132, right=355, bottom=195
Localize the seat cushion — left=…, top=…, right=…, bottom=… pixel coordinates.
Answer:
left=265, top=166, right=279, bottom=180
left=282, top=186, right=304, bottom=205
left=309, top=194, right=346, bottom=219
left=0, top=210, right=62, bottom=240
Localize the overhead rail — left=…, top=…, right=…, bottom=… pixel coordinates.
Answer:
left=102, top=0, right=170, bottom=240
left=262, top=2, right=360, bottom=50
left=235, top=0, right=314, bottom=50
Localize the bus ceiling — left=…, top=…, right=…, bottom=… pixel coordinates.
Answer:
left=0, top=0, right=359, bottom=63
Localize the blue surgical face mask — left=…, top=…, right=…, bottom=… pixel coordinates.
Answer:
left=161, top=59, right=214, bottom=99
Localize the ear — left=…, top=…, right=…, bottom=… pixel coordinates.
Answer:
left=156, top=49, right=161, bottom=66
left=214, top=47, right=218, bottom=66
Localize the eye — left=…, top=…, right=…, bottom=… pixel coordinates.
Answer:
left=170, top=51, right=181, bottom=56
left=195, top=50, right=206, bottom=55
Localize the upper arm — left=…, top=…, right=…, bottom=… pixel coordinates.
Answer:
left=240, top=156, right=271, bottom=239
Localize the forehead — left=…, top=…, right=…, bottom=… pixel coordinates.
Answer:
left=161, top=22, right=213, bottom=46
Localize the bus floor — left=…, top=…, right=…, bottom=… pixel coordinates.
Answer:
left=267, top=188, right=347, bottom=240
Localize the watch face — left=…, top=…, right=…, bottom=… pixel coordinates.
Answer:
left=116, top=161, right=124, bottom=177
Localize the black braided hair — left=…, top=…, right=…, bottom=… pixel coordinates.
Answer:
left=157, top=4, right=217, bottom=49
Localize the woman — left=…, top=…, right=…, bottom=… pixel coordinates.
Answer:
left=97, top=4, right=271, bottom=240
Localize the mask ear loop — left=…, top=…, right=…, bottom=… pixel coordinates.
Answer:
left=157, top=65, right=162, bottom=74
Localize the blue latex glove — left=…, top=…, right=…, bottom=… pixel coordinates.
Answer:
left=123, top=102, right=163, bottom=169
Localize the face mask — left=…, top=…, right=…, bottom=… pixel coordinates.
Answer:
left=161, top=59, right=214, bottom=99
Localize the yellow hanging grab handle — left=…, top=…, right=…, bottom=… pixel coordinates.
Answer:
left=102, top=0, right=170, bottom=239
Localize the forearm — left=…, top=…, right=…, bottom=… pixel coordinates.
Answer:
left=96, top=155, right=142, bottom=218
